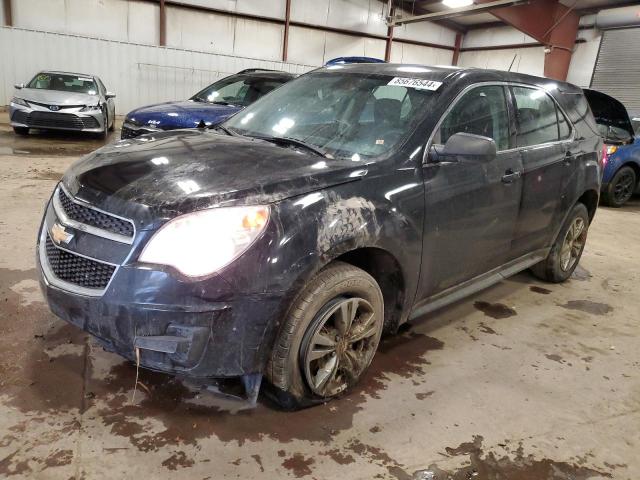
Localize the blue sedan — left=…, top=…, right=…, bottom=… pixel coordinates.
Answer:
left=121, top=69, right=295, bottom=139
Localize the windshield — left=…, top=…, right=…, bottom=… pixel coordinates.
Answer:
left=191, top=74, right=289, bottom=107
left=27, top=73, right=97, bottom=95
left=224, top=71, right=436, bottom=159
left=632, top=118, right=640, bottom=136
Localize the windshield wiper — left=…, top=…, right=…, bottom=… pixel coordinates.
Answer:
left=258, top=135, right=329, bottom=158
left=211, top=124, right=240, bottom=136
left=210, top=100, right=236, bottom=106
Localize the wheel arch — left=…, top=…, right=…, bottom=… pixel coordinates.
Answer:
left=335, top=246, right=406, bottom=334
left=577, top=188, right=599, bottom=222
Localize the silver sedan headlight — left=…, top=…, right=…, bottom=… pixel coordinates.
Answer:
left=139, top=205, right=270, bottom=277
left=11, top=97, right=28, bottom=107
left=81, top=104, right=101, bottom=112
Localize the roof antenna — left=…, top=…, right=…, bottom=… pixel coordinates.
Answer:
left=508, top=54, right=518, bottom=72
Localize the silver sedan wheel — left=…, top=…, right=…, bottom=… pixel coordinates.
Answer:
left=560, top=217, right=586, bottom=271
left=302, top=297, right=381, bottom=398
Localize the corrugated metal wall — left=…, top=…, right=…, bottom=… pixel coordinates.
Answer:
left=0, top=27, right=313, bottom=114
left=590, top=28, right=640, bottom=113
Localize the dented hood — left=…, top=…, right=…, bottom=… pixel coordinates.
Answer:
left=583, top=89, right=635, bottom=142
left=63, top=129, right=365, bottom=226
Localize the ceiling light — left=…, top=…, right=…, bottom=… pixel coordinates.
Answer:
left=442, top=0, right=473, bottom=8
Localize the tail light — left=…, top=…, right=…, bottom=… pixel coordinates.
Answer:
left=600, top=145, right=609, bottom=170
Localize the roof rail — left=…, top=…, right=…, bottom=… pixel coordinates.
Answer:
left=237, top=68, right=285, bottom=74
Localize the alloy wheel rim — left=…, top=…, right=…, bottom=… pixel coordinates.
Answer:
left=302, top=297, right=380, bottom=397
left=560, top=217, right=587, bottom=272
left=613, top=172, right=635, bottom=204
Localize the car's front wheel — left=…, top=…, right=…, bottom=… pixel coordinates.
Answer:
left=99, top=109, right=109, bottom=140
left=602, top=166, right=636, bottom=208
left=13, top=127, right=29, bottom=136
left=530, top=203, right=590, bottom=283
left=267, top=261, right=384, bottom=409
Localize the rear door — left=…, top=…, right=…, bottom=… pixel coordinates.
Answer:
left=418, top=84, right=523, bottom=298
left=509, top=85, right=574, bottom=257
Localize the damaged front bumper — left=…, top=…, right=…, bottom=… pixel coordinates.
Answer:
left=36, top=191, right=287, bottom=406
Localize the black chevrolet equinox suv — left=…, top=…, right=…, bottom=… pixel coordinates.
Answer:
left=38, top=64, right=615, bottom=408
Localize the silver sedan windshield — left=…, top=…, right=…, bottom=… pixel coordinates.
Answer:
left=27, top=72, right=98, bottom=95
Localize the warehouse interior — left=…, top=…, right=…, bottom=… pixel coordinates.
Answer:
left=1, top=0, right=640, bottom=479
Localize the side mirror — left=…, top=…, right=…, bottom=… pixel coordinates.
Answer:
left=441, top=132, right=497, bottom=163
left=14, top=83, right=24, bottom=89
left=105, top=92, right=116, bottom=99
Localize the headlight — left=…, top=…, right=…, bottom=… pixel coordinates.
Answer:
left=11, top=97, right=28, bottom=107
left=139, top=205, right=270, bottom=277
left=606, top=145, right=618, bottom=156
left=81, top=104, right=101, bottom=112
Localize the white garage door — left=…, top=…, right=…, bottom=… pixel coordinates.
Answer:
left=590, top=27, right=640, bottom=114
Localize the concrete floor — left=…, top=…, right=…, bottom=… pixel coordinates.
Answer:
left=0, top=113, right=638, bottom=480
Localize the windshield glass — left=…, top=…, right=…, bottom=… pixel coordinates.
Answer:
left=224, top=71, right=436, bottom=159
left=192, top=75, right=288, bottom=106
left=27, top=73, right=97, bottom=95
left=632, top=118, right=640, bottom=136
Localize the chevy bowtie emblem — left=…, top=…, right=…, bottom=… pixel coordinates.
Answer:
left=51, top=222, right=74, bottom=245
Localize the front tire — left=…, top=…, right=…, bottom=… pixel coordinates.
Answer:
left=602, top=166, right=636, bottom=208
left=267, top=261, right=384, bottom=409
left=99, top=110, right=109, bottom=140
left=530, top=203, right=590, bottom=283
left=13, top=127, right=29, bottom=136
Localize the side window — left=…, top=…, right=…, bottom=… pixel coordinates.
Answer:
left=512, top=86, right=561, bottom=147
left=557, top=108, right=571, bottom=139
left=435, top=85, right=510, bottom=151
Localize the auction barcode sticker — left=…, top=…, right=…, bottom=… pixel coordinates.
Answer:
left=387, top=77, right=442, bottom=91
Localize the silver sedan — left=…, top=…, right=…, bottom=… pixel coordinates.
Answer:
left=10, top=71, right=116, bottom=138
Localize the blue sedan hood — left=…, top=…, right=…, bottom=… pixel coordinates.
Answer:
left=126, top=100, right=241, bottom=130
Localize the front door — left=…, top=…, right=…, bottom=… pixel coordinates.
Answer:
left=418, top=84, right=523, bottom=299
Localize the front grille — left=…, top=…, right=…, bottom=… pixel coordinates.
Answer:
left=19, top=111, right=99, bottom=130
left=45, top=234, right=116, bottom=289
left=58, top=188, right=134, bottom=238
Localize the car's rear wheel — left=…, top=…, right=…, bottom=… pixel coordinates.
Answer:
left=602, top=166, right=636, bottom=208
left=13, top=127, right=29, bottom=136
left=267, top=261, right=384, bottom=409
left=530, top=203, right=589, bottom=283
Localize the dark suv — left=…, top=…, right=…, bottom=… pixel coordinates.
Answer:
left=38, top=64, right=611, bottom=409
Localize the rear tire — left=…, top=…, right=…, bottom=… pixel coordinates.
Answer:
left=602, top=166, right=636, bottom=208
left=266, top=261, right=384, bottom=410
left=530, top=203, right=590, bottom=283
left=13, top=127, right=29, bottom=136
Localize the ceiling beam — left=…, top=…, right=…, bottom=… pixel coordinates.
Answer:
left=389, top=0, right=529, bottom=26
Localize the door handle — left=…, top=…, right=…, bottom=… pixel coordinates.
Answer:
left=501, top=169, right=522, bottom=184
left=563, top=152, right=573, bottom=166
